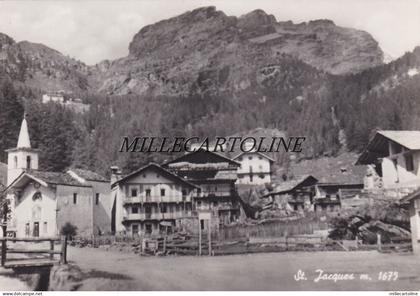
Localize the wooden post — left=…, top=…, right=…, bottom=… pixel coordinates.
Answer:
left=377, top=233, right=382, bottom=252
left=198, top=219, right=202, bottom=256
left=50, top=239, right=54, bottom=260
left=61, top=235, right=67, bottom=264
left=163, top=237, right=167, bottom=254
left=208, top=220, right=212, bottom=256
left=1, top=224, right=7, bottom=267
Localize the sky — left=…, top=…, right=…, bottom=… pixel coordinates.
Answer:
left=0, top=0, right=419, bottom=65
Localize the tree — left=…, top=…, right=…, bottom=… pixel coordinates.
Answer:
left=60, top=222, right=77, bottom=238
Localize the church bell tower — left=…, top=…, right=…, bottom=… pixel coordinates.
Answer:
left=6, top=115, right=39, bottom=186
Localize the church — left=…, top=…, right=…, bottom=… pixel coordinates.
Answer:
left=2, top=116, right=112, bottom=238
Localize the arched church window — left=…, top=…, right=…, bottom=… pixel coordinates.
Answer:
left=32, top=192, right=42, bottom=202
left=32, top=205, right=41, bottom=221
left=14, top=156, right=18, bottom=168
left=26, top=156, right=31, bottom=169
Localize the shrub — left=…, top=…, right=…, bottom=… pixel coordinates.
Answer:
left=60, top=222, right=77, bottom=238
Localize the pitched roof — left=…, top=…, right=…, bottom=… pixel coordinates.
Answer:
left=287, top=152, right=365, bottom=185
left=263, top=175, right=318, bottom=197
left=27, top=170, right=90, bottom=187
left=112, top=163, right=198, bottom=189
left=4, top=170, right=91, bottom=192
left=232, top=151, right=275, bottom=162
left=69, top=168, right=108, bottom=182
left=356, top=130, right=420, bottom=165
left=164, top=149, right=240, bottom=167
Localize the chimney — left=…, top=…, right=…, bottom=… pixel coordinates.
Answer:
left=110, top=166, right=122, bottom=185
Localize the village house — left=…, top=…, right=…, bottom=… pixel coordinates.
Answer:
left=260, top=175, right=318, bottom=213
left=311, top=182, right=363, bottom=212
left=111, top=163, right=197, bottom=236
left=281, top=153, right=366, bottom=213
left=164, top=149, right=242, bottom=228
left=3, top=117, right=111, bottom=237
left=233, top=151, right=274, bottom=185
left=401, top=190, right=420, bottom=254
left=356, top=131, right=420, bottom=194
left=42, top=91, right=66, bottom=104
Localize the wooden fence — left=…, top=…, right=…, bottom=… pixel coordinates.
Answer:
left=217, top=218, right=329, bottom=241
left=0, top=236, right=67, bottom=269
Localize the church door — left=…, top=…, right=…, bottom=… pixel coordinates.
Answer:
left=33, top=222, right=39, bottom=237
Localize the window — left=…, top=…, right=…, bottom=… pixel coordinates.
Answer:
left=14, top=156, right=18, bottom=168
left=73, top=193, right=77, bottom=204
left=25, top=223, right=30, bottom=237
left=43, top=222, right=48, bottom=234
left=258, top=156, right=262, bottom=160
left=182, top=189, right=187, bottom=196
left=26, top=156, right=31, bottom=169
left=248, top=156, right=253, bottom=160
left=145, top=224, right=152, bottom=234
left=32, top=192, right=42, bottom=202
left=132, top=207, right=139, bottom=214
left=95, top=193, right=100, bottom=205
left=160, top=204, right=167, bottom=213
left=132, top=224, right=139, bottom=236
left=405, top=154, right=414, bottom=172
left=160, top=188, right=165, bottom=196
left=146, top=189, right=151, bottom=197
left=131, top=188, right=138, bottom=197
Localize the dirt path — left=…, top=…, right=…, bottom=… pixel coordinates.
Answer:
left=0, top=268, right=30, bottom=291
left=68, top=247, right=420, bottom=290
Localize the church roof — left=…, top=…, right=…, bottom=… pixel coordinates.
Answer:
left=69, top=168, right=109, bottom=182
left=5, top=170, right=91, bottom=191
left=27, top=170, right=91, bottom=187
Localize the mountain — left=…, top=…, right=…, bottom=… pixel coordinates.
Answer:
left=0, top=33, right=90, bottom=93
left=91, top=6, right=383, bottom=96
left=0, top=6, right=384, bottom=98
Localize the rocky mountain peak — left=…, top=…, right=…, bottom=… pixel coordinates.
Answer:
left=128, top=6, right=234, bottom=58
left=237, top=9, right=277, bottom=39
left=0, top=32, right=15, bottom=48
left=238, top=9, right=277, bottom=27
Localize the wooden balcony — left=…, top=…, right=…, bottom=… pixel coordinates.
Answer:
left=124, top=211, right=192, bottom=221
left=123, top=195, right=192, bottom=204
left=195, top=191, right=233, bottom=198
